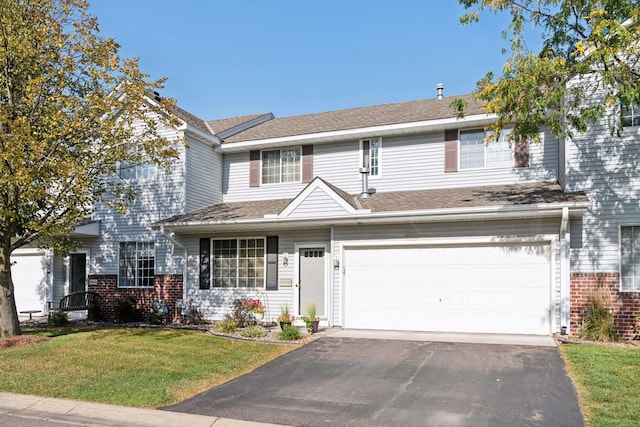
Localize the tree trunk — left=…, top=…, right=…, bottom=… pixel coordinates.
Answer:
left=0, top=241, right=21, bottom=337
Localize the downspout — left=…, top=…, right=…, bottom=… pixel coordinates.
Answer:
left=160, top=226, right=188, bottom=305
left=560, top=207, right=570, bottom=335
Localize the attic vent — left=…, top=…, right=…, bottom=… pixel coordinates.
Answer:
left=153, top=91, right=161, bottom=102
left=436, top=83, right=444, bottom=99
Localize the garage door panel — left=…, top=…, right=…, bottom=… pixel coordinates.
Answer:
left=344, top=244, right=551, bottom=335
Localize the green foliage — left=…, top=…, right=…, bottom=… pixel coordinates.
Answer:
left=148, top=309, right=164, bottom=325
left=0, top=328, right=293, bottom=407
left=184, top=306, right=207, bottom=325
left=225, top=299, right=251, bottom=328
left=277, top=304, right=294, bottom=323
left=278, top=324, right=302, bottom=341
left=0, top=0, right=183, bottom=337
left=217, top=318, right=238, bottom=333
left=580, top=286, right=615, bottom=342
left=114, top=296, right=143, bottom=323
left=47, top=310, right=68, bottom=327
left=458, top=0, right=640, bottom=141
left=305, top=302, right=317, bottom=321
left=241, top=324, right=267, bottom=338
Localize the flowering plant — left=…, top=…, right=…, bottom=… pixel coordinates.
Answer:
left=242, top=299, right=265, bottom=314
left=277, top=304, right=294, bottom=323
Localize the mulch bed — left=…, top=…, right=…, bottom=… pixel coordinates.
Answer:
left=555, top=334, right=640, bottom=348
left=0, top=334, right=49, bottom=350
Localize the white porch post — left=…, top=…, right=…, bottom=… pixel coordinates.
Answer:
left=560, top=207, right=571, bottom=334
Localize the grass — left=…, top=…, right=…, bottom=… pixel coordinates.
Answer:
left=0, top=327, right=297, bottom=408
left=560, top=344, right=640, bottom=427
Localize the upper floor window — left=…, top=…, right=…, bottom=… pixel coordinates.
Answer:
left=621, top=226, right=640, bottom=291
left=361, top=138, right=381, bottom=177
left=212, top=238, right=265, bottom=288
left=119, top=161, right=156, bottom=180
left=262, top=147, right=301, bottom=184
left=622, top=104, right=640, bottom=127
left=119, top=241, right=155, bottom=288
left=459, top=129, right=513, bottom=170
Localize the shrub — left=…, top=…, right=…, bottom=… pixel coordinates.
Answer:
left=225, top=299, right=251, bottom=328
left=218, top=318, right=237, bottom=333
left=184, top=306, right=207, bottom=325
left=148, top=309, right=164, bottom=325
left=580, top=286, right=615, bottom=342
left=241, top=324, right=267, bottom=338
left=278, top=324, right=301, bottom=341
left=88, top=298, right=102, bottom=321
left=47, top=310, right=68, bottom=326
left=114, top=296, right=143, bottom=323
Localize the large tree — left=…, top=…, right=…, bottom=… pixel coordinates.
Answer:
left=0, top=0, right=181, bottom=337
left=458, top=0, right=640, bottom=142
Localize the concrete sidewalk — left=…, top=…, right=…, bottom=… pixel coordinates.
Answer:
left=0, top=392, right=287, bottom=427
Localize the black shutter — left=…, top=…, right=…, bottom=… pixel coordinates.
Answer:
left=266, top=236, right=278, bottom=290
left=199, top=238, right=210, bottom=289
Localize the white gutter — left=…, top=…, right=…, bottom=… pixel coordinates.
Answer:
left=158, top=201, right=590, bottom=233
left=559, top=207, right=571, bottom=334
left=160, top=225, right=189, bottom=298
left=220, top=113, right=497, bottom=152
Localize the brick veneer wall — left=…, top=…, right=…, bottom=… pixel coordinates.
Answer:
left=88, top=274, right=184, bottom=323
left=570, top=272, right=640, bottom=340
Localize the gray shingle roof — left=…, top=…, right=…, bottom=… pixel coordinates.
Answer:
left=169, top=104, right=213, bottom=135
left=206, top=114, right=272, bottom=135
left=161, top=182, right=588, bottom=225
left=221, top=93, right=484, bottom=143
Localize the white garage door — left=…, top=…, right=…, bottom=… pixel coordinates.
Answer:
left=344, top=243, right=551, bottom=335
left=12, top=250, right=48, bottom=312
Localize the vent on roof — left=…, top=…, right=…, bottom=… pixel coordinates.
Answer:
left=359, top=167, right=371, bottom=199
left=436, top=83, right=444, bottom=99
left=153, top=91, right=161, bottom=102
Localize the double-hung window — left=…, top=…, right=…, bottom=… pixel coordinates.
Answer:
left=261, top=147, right=301, bottom=184
left=622, top=104, right=640, bottom=127
left=119, top=161, right=156, bottom=180
left=361, top=138, right=381, bottom=176
left=459, top=129, right=513, bottom=170
left=212, top=238, right=265, bottom=288
left=620, top=226, right=640, bottom=291
left=119, top=242, right=155, bottom=287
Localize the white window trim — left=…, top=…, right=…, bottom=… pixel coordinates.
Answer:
left=260, top=147, right=302, bottom=185
left=118, top=241, right=155, bottom=289
left=619, top=224, right=640, bottom=292
left=118, top=161, right=157, bottom=181
left=359, top=138, right=382, bottom=178
left=622, top=104, right=640, bottom=128
left=458, top=129, right=514, bottom=171
left=210, top=237, right=267, bottom=289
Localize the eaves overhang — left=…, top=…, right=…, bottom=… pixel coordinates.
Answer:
left=157, top=201, right=590, bottom=235
left=219, top=113, right=497, bottom=153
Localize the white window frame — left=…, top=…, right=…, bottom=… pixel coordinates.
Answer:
left=619, top=225, right=640, bottom=291
left=119, top=161, right=156, bottom=180
left=118, top=241, right=155, bottom=288
left=211, top=237, right=266, bottom=289
left=360, top=138, right=382, bottom=178
left=459, top=129, right=513, bottom=170
left=622, top=104, right=640, bottom=128
left=260, top=147, right=301, bottom=185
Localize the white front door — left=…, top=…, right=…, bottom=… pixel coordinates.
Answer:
left=298, top=247, right=326, bottom=317
left=11, top=249, right=48, bottom=312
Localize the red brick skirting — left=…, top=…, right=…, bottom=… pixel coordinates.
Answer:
left=88, top=274, right=184, bottom=323
left=570, top=272, right=640, bottom=340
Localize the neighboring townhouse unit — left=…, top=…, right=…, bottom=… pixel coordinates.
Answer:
left=12, top=89, right=640, bottom=338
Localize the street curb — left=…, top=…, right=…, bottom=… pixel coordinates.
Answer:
left=0, top=392, right=287, bottom=427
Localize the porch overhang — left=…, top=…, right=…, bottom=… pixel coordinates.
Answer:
left=156, top=202, right=590, bottom=234
left=69, top=220, right=100, bottom=237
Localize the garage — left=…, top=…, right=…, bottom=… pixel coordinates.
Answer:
left=11, top=249, right=48, bottom=313
left=343, top=243, right=552, bottom=335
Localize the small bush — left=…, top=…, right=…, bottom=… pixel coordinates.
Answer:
left=88, top=298, right=102, bottom=321
left=218, top=318, right=237, bottom=333
left=278, top=324, right=301, bottom=341
left=241, top=324, right=267, bottom=338
left=114, top=296, right=143, bottom=323
left=225, top=299, right=251, bottom=328
left=47, top=310, right=68, bottom=326
left=184, top=306, right=207, bottom=325
left=580, top=286, right=615, bottom=342
left=148, top=309, right=164, bottom=325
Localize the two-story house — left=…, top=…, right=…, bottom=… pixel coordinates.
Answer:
left=13, top=88, right=640, bottom=338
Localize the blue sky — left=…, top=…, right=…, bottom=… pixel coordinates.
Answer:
left=88, top=1, right=530, bottom=120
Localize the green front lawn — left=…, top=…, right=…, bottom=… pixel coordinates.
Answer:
left=0, top=327, right=297, bottom=408
left=560, top=344, right=640, bottom=427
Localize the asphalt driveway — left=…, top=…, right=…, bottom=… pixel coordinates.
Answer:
left=164, top=337, right=584, bottom=427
